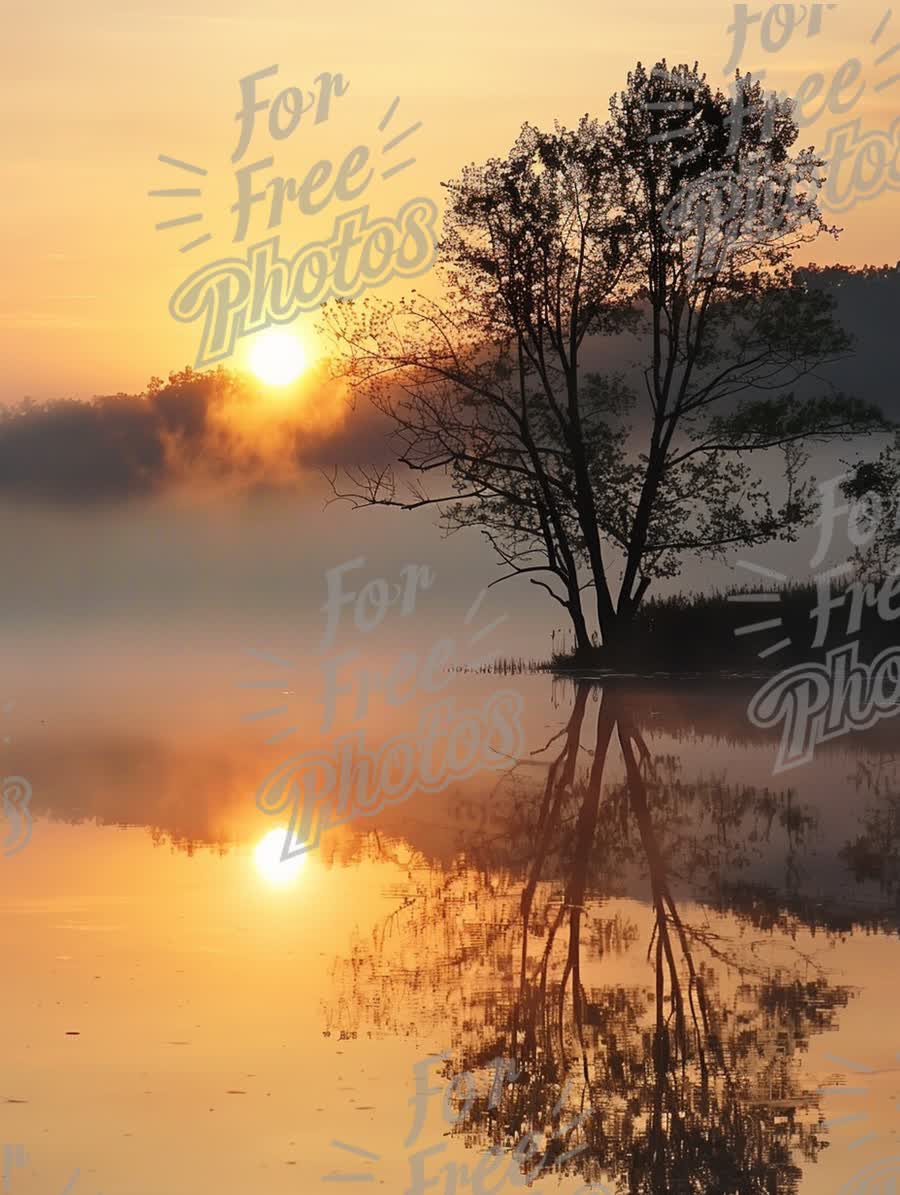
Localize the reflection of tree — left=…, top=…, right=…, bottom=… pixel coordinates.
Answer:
left=597, top=712, right=834, bottom=1194
left=327, top=683, right=853, bottom=1193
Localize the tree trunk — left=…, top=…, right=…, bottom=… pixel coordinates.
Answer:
left=567, top=594, right=593, bottom=659
left=598, top=608, right=641, bottom=670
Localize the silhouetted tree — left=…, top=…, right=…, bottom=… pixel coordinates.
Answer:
left=842, top=433, right=900, bottom=579
left=324, top=62, right=885, bottom=662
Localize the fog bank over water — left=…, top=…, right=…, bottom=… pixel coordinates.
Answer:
left=0, top=437, right=886, bottom=654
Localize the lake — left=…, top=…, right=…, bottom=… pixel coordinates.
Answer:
left=2, top=661, right=899, bottom=1195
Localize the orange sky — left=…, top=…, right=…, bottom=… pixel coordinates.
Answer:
left=1, top=0, right=897, bottom=403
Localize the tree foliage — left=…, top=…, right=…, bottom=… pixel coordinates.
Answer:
left=322, top=60, right=886, bottom=658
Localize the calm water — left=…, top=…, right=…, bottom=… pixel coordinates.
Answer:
left=2, top=664, right=899, bottom=1195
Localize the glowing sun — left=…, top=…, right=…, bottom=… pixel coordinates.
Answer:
left=248, top=328, right=307, bottom=385
left=253, top=827, right=306, bottom=886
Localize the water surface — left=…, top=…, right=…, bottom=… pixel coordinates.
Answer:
left=3, top=666, right=899, bottom=1194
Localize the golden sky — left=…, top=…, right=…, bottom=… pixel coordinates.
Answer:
left=2, top=0, right=898, bottom=403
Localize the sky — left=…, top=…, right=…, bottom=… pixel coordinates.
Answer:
left=2, top=0, right=898, bottom=403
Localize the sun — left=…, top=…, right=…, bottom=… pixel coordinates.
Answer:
left=247, top=328, right=307, bottom=386
left=253, top=827, right=306, bottom=887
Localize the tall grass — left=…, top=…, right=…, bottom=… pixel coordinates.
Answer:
left=551, top=579, right=900, bottom=673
